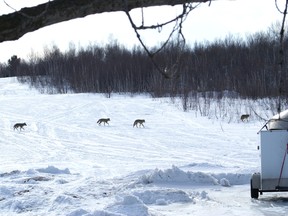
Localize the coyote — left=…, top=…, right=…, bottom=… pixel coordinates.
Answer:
left=97, top=118, right=110, bottom=126
left=13, top=123, right=27, bottom=130
left=133, top=119, right=145, bottom=128
left=240, top=114, right=249, bottom=122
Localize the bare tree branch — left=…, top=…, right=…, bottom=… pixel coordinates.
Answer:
left=124, top=1, right=201, bottom=78
left=0, top=0, right=210, bottom=43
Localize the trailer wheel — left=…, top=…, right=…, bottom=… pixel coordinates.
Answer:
left=250, top=179, right=259, bottom=199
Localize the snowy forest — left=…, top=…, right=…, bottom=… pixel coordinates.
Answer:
left=0, top=23, right=287, bottom=105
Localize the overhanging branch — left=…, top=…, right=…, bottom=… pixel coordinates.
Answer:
left=0, top=0, right=210, bottom=43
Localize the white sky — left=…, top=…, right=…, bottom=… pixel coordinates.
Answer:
left=0, top=0, right=285, bottom=63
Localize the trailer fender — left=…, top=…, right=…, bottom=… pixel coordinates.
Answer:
left=251, top=172, right=261, bottom=189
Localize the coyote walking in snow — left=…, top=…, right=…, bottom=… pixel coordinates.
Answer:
left=97, top=118, right=110, bottom=126
left=240, top=114, right=249, bottom=122
left=133, top=119, right=145, bottom=128
left=13, top=123, right=27, bottom=130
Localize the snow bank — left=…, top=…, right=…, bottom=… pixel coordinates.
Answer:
left=133, top=189, right=193, bottom=205
left=36, top=166, right=71, bottom=174
left=140, top=165, right=218, bottom=185
left=212, top=173, right=251, bottom=186
left=66, top=209, right=89, bottom=216
left=0, top=170, right=21, bottom=177
left=84, top=210, right=124, bottom=216
left=139, top=165, right=251, bottom=187
left=105, top=195, right=150, bottom=216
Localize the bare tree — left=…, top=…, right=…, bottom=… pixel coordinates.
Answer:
left=275, top=0, right=288, bottom=113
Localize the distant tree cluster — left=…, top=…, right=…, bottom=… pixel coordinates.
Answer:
left=0, top=24, right=287, bottom=100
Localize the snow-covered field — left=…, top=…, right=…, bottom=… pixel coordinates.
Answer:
left=0, top=77, right=288, bottom=216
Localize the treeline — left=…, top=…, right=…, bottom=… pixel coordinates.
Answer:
left=0, top=24, right=287, bottom=99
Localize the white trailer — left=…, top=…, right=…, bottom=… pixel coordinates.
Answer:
left=251, top=110, right=288, bottom=198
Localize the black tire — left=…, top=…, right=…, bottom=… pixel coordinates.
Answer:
left=250, top=179, right=259, bottom=199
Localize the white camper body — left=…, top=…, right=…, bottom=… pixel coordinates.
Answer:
left=251, top=110, right=288, bottom=198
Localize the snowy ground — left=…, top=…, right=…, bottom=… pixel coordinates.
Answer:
left=0, top=77, right=288, bottom=216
